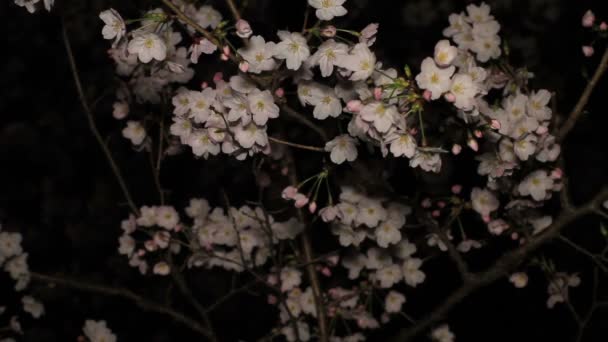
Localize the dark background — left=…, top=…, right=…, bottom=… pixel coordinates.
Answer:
left=1, top=0, right=607, bottom=341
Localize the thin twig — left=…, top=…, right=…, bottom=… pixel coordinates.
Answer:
left=62, top=23, right=139, bottom=215
left=269, top=137, right=325, bottom=152
left=557, top=48, right=608, bottom=141
left=30, top=272, right=215, bottom=339
left=224, top=0, right=242, bottom=21
left=161, top=0, right=219, bottom=45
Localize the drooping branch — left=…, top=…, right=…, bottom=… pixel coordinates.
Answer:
left=30, top=272, right=216, bottom=340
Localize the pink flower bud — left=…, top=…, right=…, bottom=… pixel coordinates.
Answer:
left=267, top=295, right=278, bottom=305
left=346, top=100, right=362, bottom=113
left=474, top=129, right=483, bottom=138
left=112, top=102, right=129, bottom=120
left=444, top=92, right=456, bottom=102
left=451, top=143, right=462, bottom=155
left=490, top=119, right=501, bottom=130
left=550, top=168, right=563, bottom=179
left=423, top=89, right=433, bottom=101
left=294, top=193, right=309, bottom=208
left=281, top=167, right=289, bottom=176
left=144, top=240, right=157, bottom=252
left=467, top=138, right=479, bottom=152
left=222, top=45, right=231, bottom=56
left=421, top=198, right=432, bottom=208
left=535, top=125, right=548, bottom=135
left=274, top=87, right=285, bottom=98
left=437, top=201, right=446, bottom=208
left=220, top=53, right=229, bottom=61
left=321, top=267, right=331, bottom=277
left=213, top=72, right=224, bottom=83
left=409, top=127, right=418, bottom=136
left=451, top=184, right=463, bottom=194
left=431, top=209, right=441, bottom=217
left=511, top=232, right=519, bottom=240
left=235, top=19, right=253, bottom=38
left=320, top=206, right=339, bottom=222
left=308, top=201, right=317, bottom=213
left=326, top=255, right=339, bottom=266
left=281, top=186, right=298, bottom=200
left=321, top=25, right=337, bottom=38
left=582, top=45, right=594, bottom=57
left=582, top=10, right=595, bottom=28
left=201, top=81, right=208, bottom=89
left=482, top=214, right=491, bottom=223
left=373, top=87, right=383, bottom=100
left=239, top=61, right=250, bottom=72
left=600, top=22, right=608, bottom=31
left=267, top=274, right=278, bottom=286
left=137, top=249, right=146, bottom=257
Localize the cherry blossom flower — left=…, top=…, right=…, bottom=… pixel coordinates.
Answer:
left=416, top=57, right=455, bottom=100
left=402, top=258, right=425, bottom=287
left=127, top=33, right=167, bottom=63
left=280, top=267, right=302, bottom=292
left=359, top=102, right=398, bottom=133
left=195, top=5, right=222, bottom=29
left=409, top=152, right=442, bottom=173
left=470, top=187, right=499, bottom=218
left=325, top=135, right=358, bottom=164
left=384, top=291, right=406, bottom=313
left=274, top=31, right=310, bottom=71
left=83, top=320, right=117, bottom=342
left=99, top=9, right=126, bottom=46
left=122, top=121, right=146, bottom=145
left=509, top=272, right=529, bottom=288
left=449, top=73, right=478, bottom=110
left=310, top=40, right=349, bottom=77
left=248, top=89, right=279, bottom=125
left=236, top=19, right=253, bottom=38
left=22, top=296, right=44, bottom=318
left=341, top=43, right=376, bottom=81
left=375, top=264, right=402, bottom=288
left=434, top=40, right=458, bottom=67
left=237, top=36, right=277, bottom=74
left=431, top=324, right=455, bottom=342
left=518, top=170, right=554, bottom=201
left=308, top=0, right=347, bottom=21
left=189, top=38, right=217, bottom=64
left=155, top=206, right=180, bottom=230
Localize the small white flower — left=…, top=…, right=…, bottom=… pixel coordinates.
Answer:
left=127, top=33, right=167, bottom=63
left=375, top=221, right=401, bottom=248
left=83, top=320, right=117, bottom=342
left=234, top=123, right=268, bottom=149
left=309, top=39, right=349, bottom=77
left=386, top=133, right=417, bottom=158
left=0, top=232, right=23, bottom=259
left=415, top=57, right=455, bottom=100
left=470, top=187, right=499, bottom=217
left=247, top=89, right=279, bottom=125
left=359, top=102, right=398, bottom=133
left=518, top=170, right=553, bottom=201
left=188, top=88, right=216, bottom=123
left=356, top=199, right=387, bottom=228
left=375, top=264, right=402, bottom=288
left=434, top=40, right=458, bottom=66
left=509, top=272, right=528, bottom=288
left=195, top=5, right=222, bottom=29
left=393, top=239, right=417, bottom=259
left=409, top=152, right=442, bottom=173
left=308, top=0, right=347, bottom=21
left=238, top=36, right=277, bottom=74
left=282, top=321, right=310, bottom=342
left=22, top=296, right=44, bottom=318
left=514, top=134, right=538, bottom=161
left=299, top=287, right=318, bottom=317
left=188, top=130, right=221, bottom=158
left=189, top=38, right=217, bottom=64
left=402, top=258, right=425, bottom=287
left=274, top=31, right=310, bottom=70
left=431, top=324, right=454, bottom=342
left=122, top=121, right=146, bottom=145
left=155, top=206, right=179, bottom=230
left=449, top=73, right=478, bottom=110
left=312, top=90, right=342, bottom=119
left=118, top=235, right=135, bottom=256
left=341, top=43, right=376, bottom=81
left=325, top=134, right=358, bottom=164
left=280, top=267, right=302, bottom=292
left=527, top=89, right=552, bottom=121
left=385, top=291, right=406, bottom=313
left=99, top=9, right=126, bottom=46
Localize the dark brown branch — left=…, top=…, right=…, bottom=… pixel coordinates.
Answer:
left=557, top=48, right=608, bottom=141
left=391, top=188, right=608, bottom=341
left=30, top=272, right=215, bottom=340
left=62, top=23, right=139, bottom=215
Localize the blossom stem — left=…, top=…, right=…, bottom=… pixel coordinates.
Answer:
left=417, top=109, right=427, bottom=146
left=224, top=0, right=242, bottom=21
left=268, top=136, right=325, bottom=152
left=62, top=23, right=139, bottom=216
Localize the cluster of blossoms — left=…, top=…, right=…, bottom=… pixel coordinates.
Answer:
left=119, top=199, right=305, bottom=275
left=580, top=10, right=608, bottom=57
left=13, top=0, right=53, bottom=13
left=0, top=225, right=44, bottom=340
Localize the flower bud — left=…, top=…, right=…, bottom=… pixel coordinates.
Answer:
left=239, top=61, right=250, bottom=72
left=321, top=25, right=337, bottom=38
left=451, top=184, right=462, bottom=194
left=235, top=19, right=253, bottom=38
left=346, top=100, right=362, bottom=113
left=582, top=10, right=595, bottom=28
left=451, top=144, right=462, bottom=155
left=444, top=92, right=456, bottom=102
left=509, top=272, right=529, bottom=288
left=281, top=186, right=298, bottom=200
left=600, top=22, right=608, bottom=31
left=294, top=194, right=309, bottom=208
left=582, top=45, right=594, bottom=57
left=308, top=201, right=317, bottom=213
left=373, top=87, right=383, bottom=100
left=490, top=119, right=501, bottom=130
left=112, top=101, right=129, bottom=120
left=467, top=138, right=479, bottom=152
left=274, top=87, right=285, bottom=98
left=423, top=89, right=433, bottom=101
left=213, top=72, right=224, bottom=83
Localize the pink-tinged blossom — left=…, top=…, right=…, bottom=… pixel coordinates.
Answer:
left=582, top=10, right=595, bottom=28
left=308, top=0, right=347, bottom=21
left=99, top=9, right=126, bottom=46
left=471, top=187, right=499, bottom=217
left=247, top=89, right=279, bottom=125
left=273, top=31, right=310, bottom=70
left=127, top=33, right=167, bottom=63
left=189, top=38, right=217, bottom=64
left=236, top=19, right=253, bottom=38
left=122, top=121, right=146, bottom=145
left=325, top=134, right=358, bottom=164
left=415, top=57, right=455, bottom=100
left=341, top=43, right=376, bottom=81
left=237, top=36, right=277, bottom=73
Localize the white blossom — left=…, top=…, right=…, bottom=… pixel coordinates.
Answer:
left=248, top=89, right=279, bottom=125
left=416, top=57, right=455, bottom=99
left=325, top=135, right=358, bottom=164
left=518, top=170, right=554, bottom=201
left=341, top=43, right=376, bottom=81
left=274, top=31, right=310, bottom=70
left=238, top=36, right=277, bottom=74
left=122, top=121, right=146, bottom=145
left=431, top=324, right=454, bottom=342
left=384, top=291, right=406, bottom=313
left=310, top=40, right=349, bottom=77
left=127, top=33, right=167, bottom=63
left=83, top=320, right=117, bottom=342
left=402, top=258, right=425, bottom=287
left=308, top=0, right=347, bottom=21
left=99, top=9, right=126, bottom=46
left=470, top=187, right=499, bottom=217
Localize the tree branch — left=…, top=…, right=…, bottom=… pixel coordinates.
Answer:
left=391, top=188, right=608, bottom=341
left=557, top=47, right=608, bottom=141
left=30, top=272, right=215, bottom=340
left=62, top=23, right=139, bottom=215
left=269, top=137, right=325, bottom=152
